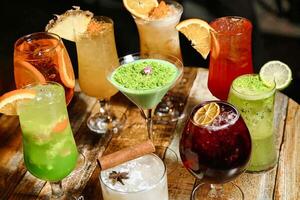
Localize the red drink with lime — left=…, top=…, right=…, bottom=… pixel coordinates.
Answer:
left=208, top=16, right=253, bottom=100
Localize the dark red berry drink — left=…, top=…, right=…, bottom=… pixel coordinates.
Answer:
left=180, top=101, right=251, bottom=185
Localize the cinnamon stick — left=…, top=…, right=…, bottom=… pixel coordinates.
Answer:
left=97, top=140, right=155, bottom=170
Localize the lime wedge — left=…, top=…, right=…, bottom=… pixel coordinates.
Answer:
left=259, top=60, right=292, bottom=90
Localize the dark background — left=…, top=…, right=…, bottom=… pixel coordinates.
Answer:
left=0, top=0, right=299, bottom=103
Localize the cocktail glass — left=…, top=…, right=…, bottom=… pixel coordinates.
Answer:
left=208, top=16, right=253, bottom=100
left=14, top=32, right=75, bottom=105
left=75, top=16, right=124, bottom=134
left=132, top=0, right=184, bottom=122
left=180, top=101, right=251, bottom=199
left=228, top=74, right=277, bottom=172
left=99, top=153, right=168, bottom=200
left=17, top=82, right=78, bottom=198
left=107, top=53, right=183, bottom=171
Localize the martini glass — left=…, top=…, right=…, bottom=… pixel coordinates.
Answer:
left=107, top=53, right=183, bottom=172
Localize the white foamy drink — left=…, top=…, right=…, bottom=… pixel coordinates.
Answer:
left=99, top=154, right=168, bottom=200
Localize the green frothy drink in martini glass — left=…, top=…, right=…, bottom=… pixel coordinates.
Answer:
left=228, top=74, right=277, bottom=172
left=108, top=53, right=183, bottom=173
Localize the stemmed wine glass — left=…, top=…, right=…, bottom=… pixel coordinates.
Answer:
left=75, top=16, right=124, bottom=134
left=107, top=53, right=183, bottom=171
left=14, top=32, right=75, bottom=105
left=17, top=82, right=79, bottom=198
left=180, top=101, right=252, bottom=199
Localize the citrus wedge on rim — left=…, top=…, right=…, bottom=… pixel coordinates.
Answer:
left=176, top=18, right=219, bottom=59
left=0, top=89, right=36, bottom=115
left=123, top=0, right=159, bottom=19
left=193, top=102, right=220, bottom=125
left=57, top=46, right=75, bottom=88
left=259, top=60, right=292, bottom=90
left=14, top=60, right=46, bottom=88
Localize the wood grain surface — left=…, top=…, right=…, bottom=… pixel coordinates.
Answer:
left=0, top=68, right=299, bottom=200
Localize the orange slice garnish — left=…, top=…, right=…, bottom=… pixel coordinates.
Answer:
left=14, top=60, right=46, bottom=88
left=52, top=117, right=68, bottom=133
left=57, top=46, right=75, bottom=88
left=176, top=18, right=219, bottom=59
left=193, top=102, right=220, bottom=125
left=0, top=89, right=36, bottom=115
left=123, top=0, right=159, bottom=19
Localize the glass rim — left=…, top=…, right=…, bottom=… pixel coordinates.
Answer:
left=21, top=81, right=63, bottom=89
left=132, top=0, right=183, bottom=22
left=107, top=52, right=183, bottom=94
left=14, top=31, right=62, bottom=55
left=209, top=16, right=253, bottom=36
left=75, top=16, right=114, bottom=40
left=99, top=153, right=167, bottom=194
left=231, top=74, right=276, bottom=100
left=190, top=100, right=241, bottom=130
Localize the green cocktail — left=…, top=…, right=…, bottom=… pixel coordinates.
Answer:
left=228, top=74, right=277, bottom=172
left=18, top=82, right=78, bottom=181
left=109, top=58, right=180, bottom=109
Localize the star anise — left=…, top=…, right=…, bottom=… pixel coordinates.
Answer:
left=108, top=171, right=129, bottom=185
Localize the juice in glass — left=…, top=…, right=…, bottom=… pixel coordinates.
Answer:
left=228, top=74, right=277, bottom=172
left=75, top=16, right=121, bottom=134
left=133, top=0, right=183, bottom=60
left=18, top=82, right=78, bottom=181
left=14, top=32, right=75, bottom=104
left=76, top=16, right=118, bottom=99
left=208, top=16, right=253, bottom=100
left=100, top=154, right=168, bottom=200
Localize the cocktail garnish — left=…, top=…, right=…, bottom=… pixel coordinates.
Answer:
left=109, top=171, right=129, bottom=185
left=193, top=102, right=220, bottom=125
left=142, top=66, right=153, bottom=75
left=149, top=1, right=170, bottom=19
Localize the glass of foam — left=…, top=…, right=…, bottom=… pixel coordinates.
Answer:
left=99, top=153, right=168, bottom=200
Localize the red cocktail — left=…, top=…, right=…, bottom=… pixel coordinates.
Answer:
left=208, top=16, right=253, bottom=100
left=180, top=101, right=251, bottom=199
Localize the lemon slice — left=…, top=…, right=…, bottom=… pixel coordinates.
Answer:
left=123, top=0, right=158, bottom=19
left=259, top=60, right=292, bottom=90
left=193, top=102, right=220, bottom=125
left=176, top=18, right=219, bottom=59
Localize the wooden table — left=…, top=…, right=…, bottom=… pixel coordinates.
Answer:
left=0, top=68, right=299, bottom=200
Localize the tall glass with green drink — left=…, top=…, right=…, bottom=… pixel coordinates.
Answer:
left=228, top=74, right=277, bottom=172
left=18, top=82, right=78, bottom=198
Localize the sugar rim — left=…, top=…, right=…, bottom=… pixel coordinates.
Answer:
left=99, top=153, right=167, bottom=194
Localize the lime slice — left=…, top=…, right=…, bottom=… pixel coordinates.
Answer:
left=259, top=60, right=292, bottom=90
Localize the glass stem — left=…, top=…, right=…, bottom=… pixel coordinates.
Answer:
left=143, top=109, right=154, bottom=142
left=98, top=99, right=109, bottom=115
left=50, top=181, right=64, bottom=198
left=208, top=184, right=224, bottom=198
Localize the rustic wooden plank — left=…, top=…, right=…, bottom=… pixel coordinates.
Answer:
left=274, top=99, right=300, bottom=200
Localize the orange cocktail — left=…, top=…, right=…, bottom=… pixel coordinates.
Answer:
left=14, top=32, right=75, bottom=104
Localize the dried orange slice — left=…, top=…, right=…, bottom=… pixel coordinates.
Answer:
left=57, top=46, right=75, bottom=88
left=0, top=89, right=36, bottom=115
left=176, top=18, right=219, bottom=59
left=193, top=102, right=220, bottom=125
left=123, top=0, right=159, bottom=19
left=14, top=60, right=46, bottom=88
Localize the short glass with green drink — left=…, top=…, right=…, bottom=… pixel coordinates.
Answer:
left=18, top=82, right=78, bottom=198
left=228, top=74, right=277, bottom=172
